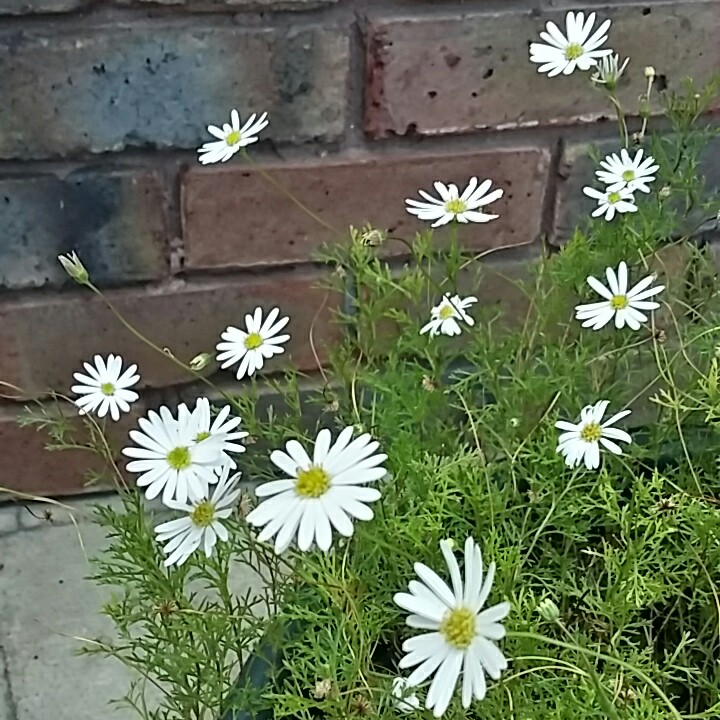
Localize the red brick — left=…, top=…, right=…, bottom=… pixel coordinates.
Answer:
left=0, top=401, right=143, bottom=497
left=181, top=148, right=551, bottom=269
left=0, top=272, right=340, bottom=400
left=364, top=2, right=720, bottom=138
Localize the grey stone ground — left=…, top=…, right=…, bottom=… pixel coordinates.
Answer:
left=0, top=494, right=264, bottom=720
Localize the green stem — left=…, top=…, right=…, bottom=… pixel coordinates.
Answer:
left=555, top=621, right=622, bottom=720
left=508, top=631, right=682, bottom=719
left=86, top=283, right=241, bottom=412
left=242, top=151, right=338, bottom=234
left=608, top=92, right=629, bottom=148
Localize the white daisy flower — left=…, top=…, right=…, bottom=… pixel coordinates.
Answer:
left=583, top=186, right=637, bottom=221
left=246, top=427, right=387, bottom=554
left=391, top=677, right=420, bottom=714
left=575, top=261, right=665, bottom=331
left=556, top=400, right=632, bottom=470
left=530, top=11, right=612, bottom=77
left=197, top=110, right=269, bottom=165
left=595, top=148, right=660, bottom=194
left=71, top=354, right=140, bottom=422
left=216, top=307, right=290, bottom=380
left=394, top=537, right=510, bottom=718
left=591, top=54, right=629, bottom=89
left=155, top=465, right=241, bottom=567
left=420, top=294, right=478, bottom=337
left=122, top=405, right=225, bottom=505
left=191, top=397, right=248, bottom=469
left=405, top=177, right=503, bottom=228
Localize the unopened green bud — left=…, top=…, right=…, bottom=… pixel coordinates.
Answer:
left=537, top=598, right=560, bottom=622
left=58, top=251, right=89, bottom=285
left=189, top=353, right=212, bottom=371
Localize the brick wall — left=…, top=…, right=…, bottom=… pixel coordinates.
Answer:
left=0, top=0, right=719, bottom=496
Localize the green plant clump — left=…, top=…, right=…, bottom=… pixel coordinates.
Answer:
left=8, top=38, right=720, bottom=720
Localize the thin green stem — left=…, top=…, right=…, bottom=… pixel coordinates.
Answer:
left=86, top=282, right=240, bottom=411
left=508, top=631, right=682, bottom=719
left=607, top=92, right=629, bottom=148
left=242, top=151, right=338, bottom=234
left=554, top=621, right=622, bottom=720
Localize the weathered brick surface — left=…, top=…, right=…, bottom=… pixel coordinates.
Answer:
left=0, top=401, right=142, bottom=497
left=181, top=148, right=551, bottom=269
left=0, top=272, right=339, bottom=399
left=115, top=0, right=334, bottom=9
left=364, top=2, right=720, bottom=138
left=0, top=23, right=349, bottom=159
left=0, top=169, right=168, bottom=290
left=553, top=136, right=720, bottom=244
left=0, top=0, right=86, bottom=13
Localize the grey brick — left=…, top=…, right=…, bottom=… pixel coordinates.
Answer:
left=0, top=23, right=349, bottom=159
left=116, top=0, right=335, bottom=10
left=0, top=0, right=87, bottom=15
left=0, top=169, right=168, bottom=290
left=553, top=135, right=720, bottom=244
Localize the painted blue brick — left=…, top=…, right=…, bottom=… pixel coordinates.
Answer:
left=0, top=168, right=168, bottom=290
left=0, top=23, right=349, bottom=159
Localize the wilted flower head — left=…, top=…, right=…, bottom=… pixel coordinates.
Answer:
left=591, top=54, right=629, bottom=90
left=359, top=227, right=387, bottom=247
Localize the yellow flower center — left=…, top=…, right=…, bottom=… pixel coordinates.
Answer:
left=166, top=446, right=191, bottom=470
left=195, top=431, right=211, bottom=442
left=445, top=198, right=467, bottom=215
left=225, top=130, right=241, bottom=146
left=100, top=382, right=115, bottom=396
left=622, top=170, right=635, bottom=182
left=580, top=422, right=602, bottom=443
left=608, top=191, right=622, bottom=204
left=564, top=43, right=584, bottom=60
left=296, top=466, right=331, bottom=498
left=610, top=294, right=629, bottom=310
left=441, top=607, right=476, bottom=649
left=244, top=332, right=264, bottom=350
left=191, top=501, right=216, bottom=527
left=438, top=305, right=455, bottom=320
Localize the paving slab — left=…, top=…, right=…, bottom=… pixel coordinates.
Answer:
left=0, top=493, right=265, bottom=720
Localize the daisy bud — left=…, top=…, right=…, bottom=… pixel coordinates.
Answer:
left=537, top=598, right=560, bottom=622
left=314, top=679, right=333, bottom=699
left=442, top=538, right=456, bottom=550
left=58, top=251, right=89, bottom=285
left=644, top=65, right=656, bottom=79
left=659, top=186, right=671, bottom=199
left=189, top=352, right=212, bottom=371
left=510, top=417, right=520, bottom=427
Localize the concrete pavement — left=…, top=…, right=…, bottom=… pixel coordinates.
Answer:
left=0, top=494, right=264, bottom=720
